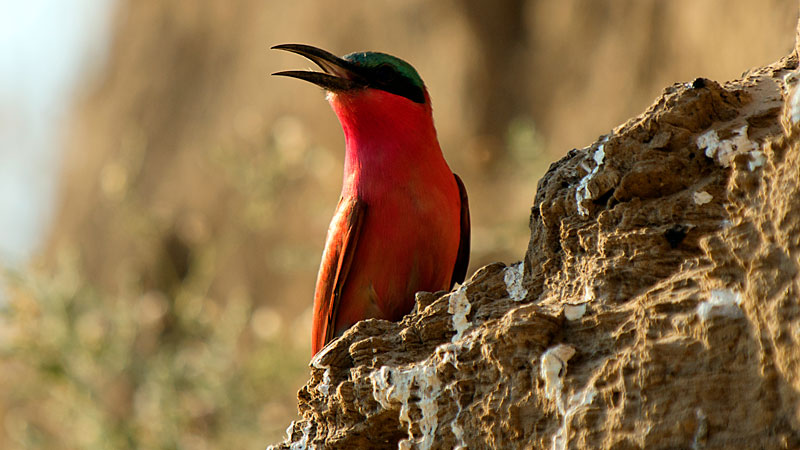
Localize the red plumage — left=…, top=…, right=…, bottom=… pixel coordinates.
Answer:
left=311, top=88, right=469, bottom=355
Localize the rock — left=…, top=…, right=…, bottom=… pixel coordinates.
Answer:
left=271, top=36, right=800, bottom=450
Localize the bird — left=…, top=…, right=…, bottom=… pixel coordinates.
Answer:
left=272, top=44, right=470, bottom=356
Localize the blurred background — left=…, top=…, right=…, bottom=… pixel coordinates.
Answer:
left=0, top=0, right=796, bottom=448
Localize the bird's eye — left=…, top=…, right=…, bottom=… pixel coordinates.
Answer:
left=375, top=63, right=396, bottom=79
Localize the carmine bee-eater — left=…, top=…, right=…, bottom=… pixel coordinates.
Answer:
left=272, top=44, right=470, bottom=356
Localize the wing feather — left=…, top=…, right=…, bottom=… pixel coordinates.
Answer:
left=449, top=173, right=471, bottom=287
left=311, top=197, right=366, bottom=355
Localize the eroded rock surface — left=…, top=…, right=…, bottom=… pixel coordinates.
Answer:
left=271, top=52, right=800, bottom=450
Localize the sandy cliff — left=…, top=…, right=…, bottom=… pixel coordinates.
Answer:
left=274, top=32, right=800, bottom=450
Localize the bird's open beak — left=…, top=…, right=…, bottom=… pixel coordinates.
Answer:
left=272, top=44, right=365, bottom=91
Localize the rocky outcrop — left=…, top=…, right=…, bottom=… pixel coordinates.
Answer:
left=272, top=47, right=800, bottom=449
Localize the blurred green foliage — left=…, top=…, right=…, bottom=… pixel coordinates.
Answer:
left=0, top=251, right=308, bottom=449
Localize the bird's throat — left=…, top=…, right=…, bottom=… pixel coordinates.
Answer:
left=328, top=89, right=445, bottom=197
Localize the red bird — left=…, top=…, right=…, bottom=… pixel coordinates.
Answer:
left=273, top=44, right=470, bottom=355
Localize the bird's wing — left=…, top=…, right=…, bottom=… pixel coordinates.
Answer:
left=449, top=173, right=471, bottom=288
left=311, top=196, right=366, bottom=355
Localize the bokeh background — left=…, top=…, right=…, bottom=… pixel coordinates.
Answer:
left=0, top=1, right=796, bottom=448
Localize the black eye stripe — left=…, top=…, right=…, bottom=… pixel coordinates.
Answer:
left=374, top=64, right=404, bottom=83
left=376, top=64, right=395, bottom=75
left=365, top=64, right=425, bottom=104
left=342, top=51, right=427, bottom=103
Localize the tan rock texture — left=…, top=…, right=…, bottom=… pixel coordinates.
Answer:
left=271, top=47, right=800, bottom=449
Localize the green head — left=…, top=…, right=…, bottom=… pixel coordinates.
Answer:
left=273, top=44, right=428, bottom=104
left=342, top=51, right=426, bottom=103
